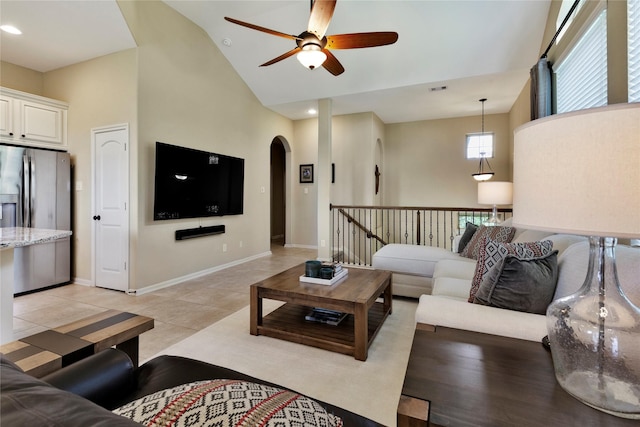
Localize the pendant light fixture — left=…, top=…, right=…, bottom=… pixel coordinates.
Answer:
left=472, top=98, right=495, bottom=181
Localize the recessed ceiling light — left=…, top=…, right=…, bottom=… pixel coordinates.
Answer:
left=1, top=25, right=22, bottom=35
left=308, top=109, right=317, bottom=115
left=222, top=38, right=232, bottom=47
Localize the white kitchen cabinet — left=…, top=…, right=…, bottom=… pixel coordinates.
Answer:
left=0, top=95, right=14, bottom=138
left=0, top=87, right=68, bottom=150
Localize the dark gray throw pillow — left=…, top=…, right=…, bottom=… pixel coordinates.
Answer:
left=473, top=251, right=559, bottom=314
left=457, top=222, right=479, bottom=253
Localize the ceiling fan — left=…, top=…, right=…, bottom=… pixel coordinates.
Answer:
left=224, top=0, right=398, bottom=76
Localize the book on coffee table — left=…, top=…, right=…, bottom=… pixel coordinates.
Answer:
left=305, top=307, right=348, bottom=326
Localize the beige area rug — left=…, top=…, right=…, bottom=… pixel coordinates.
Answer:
left=155, top=298, right=418, bottom=427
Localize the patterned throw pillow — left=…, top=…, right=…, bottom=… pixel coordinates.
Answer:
left=459, top=225, right=515, bottom=260
left=468, top=238, right=554, bottom=303
left=113, top=380, right=343, bottom=427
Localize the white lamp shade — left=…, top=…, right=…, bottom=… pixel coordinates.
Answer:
left=513, top=103, right=640, bottom=238
left=478, top=181, right=513, bottom=205
left=297, top=45, right=327, bottom=70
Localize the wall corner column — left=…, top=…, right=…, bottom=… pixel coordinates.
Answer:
left=317, top=98, right=332, bottom=261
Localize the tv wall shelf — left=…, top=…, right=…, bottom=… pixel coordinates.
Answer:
left=175, top=225, right=225, bottom=240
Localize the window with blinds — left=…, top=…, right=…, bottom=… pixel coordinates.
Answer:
left=630, top=0, right=640, bottom=102
left=554, top=9, right=608, bottom=113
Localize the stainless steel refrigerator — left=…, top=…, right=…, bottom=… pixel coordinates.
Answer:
left=0, top=144, right=71, bottom=294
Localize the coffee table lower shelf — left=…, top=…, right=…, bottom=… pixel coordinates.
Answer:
left=256, top=303, right=388, bottom=359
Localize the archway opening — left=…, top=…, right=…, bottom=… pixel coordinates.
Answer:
left=270, top=137, right=286, bottom=246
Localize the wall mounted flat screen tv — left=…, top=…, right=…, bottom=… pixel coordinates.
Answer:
left=153, top=142, right=244, bottom=220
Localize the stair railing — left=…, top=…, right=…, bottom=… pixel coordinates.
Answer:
left=330, top=205, right=513, bottom=266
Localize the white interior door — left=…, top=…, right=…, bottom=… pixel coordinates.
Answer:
left=93, top=125, right=129, bottom=291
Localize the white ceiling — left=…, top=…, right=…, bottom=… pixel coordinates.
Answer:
left=0, top=0, right=551, bottom=123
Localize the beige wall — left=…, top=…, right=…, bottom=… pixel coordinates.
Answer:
left=0, top=61, right=44, bottom=94
left=508, top=79, right=532, bottom=173
left=119, top=0, right=293, bottom=289
left=290, top=118, right=319, bottom=247
left=332, top=112, right=380, bottom=205
left=289, top=111, right=513, bottom=247
left=290, top=112, right=384, bottom=247
left=42, top=49, right=138, bottom=283
left=383, top=113, right=511, bottom=208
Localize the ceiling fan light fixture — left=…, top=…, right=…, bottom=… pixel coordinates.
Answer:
left=297, top=44, right=326, bottom=70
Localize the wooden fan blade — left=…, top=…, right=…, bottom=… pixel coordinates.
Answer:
left=224, top=17, right=299, bottom=41
left=326, top=32, right=398, bottom=49
left=307, top=0, right=337, bottom=40
left=260, top=48, right=301, bottom=67
left=322, top=50, right=344, bottom=76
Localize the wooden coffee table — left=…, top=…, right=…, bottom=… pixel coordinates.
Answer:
left=397, top=324, right=639, bottom=426
left=250, top=264, right=392, bottom=361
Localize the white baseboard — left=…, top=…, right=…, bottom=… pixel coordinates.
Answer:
left=284, top=243, right=317, bottom=250
left=72, top=278, right=93, bottom=287
left=131, top=250, right=273, bottom=295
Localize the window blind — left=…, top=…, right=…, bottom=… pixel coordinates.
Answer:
left=630, top=0, right=640, bottom=102
left=554, top=9, right=608, bottom=113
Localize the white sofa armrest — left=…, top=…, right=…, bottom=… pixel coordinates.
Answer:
left=416, top=295, right=548, bottom=342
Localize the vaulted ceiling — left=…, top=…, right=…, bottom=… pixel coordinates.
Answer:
left=0, top=1, right=551, bottom=123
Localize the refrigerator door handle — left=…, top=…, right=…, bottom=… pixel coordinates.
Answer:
left=22, top=154, right=31, bottom=228
left=29, top=154, right=35, bottom=228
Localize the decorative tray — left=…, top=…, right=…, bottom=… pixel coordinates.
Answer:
left=299, top=268, right=348, bottom=286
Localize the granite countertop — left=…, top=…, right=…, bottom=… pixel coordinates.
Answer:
left=0, top=227, right=72, bottom=249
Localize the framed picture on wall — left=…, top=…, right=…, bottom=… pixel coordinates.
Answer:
left=300, top=164, right=314, bottom=183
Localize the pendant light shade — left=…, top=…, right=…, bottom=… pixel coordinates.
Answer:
left=472, top=156, right=494, bottom=181
left=297, top=44, right=327, bottom=70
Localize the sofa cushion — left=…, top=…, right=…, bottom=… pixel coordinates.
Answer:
left=433, top=276, right=476, bottom=300
left=433, top=258, right=477, bottom=281
left=512, top=229, right=555, bottom=243
left=469, top=239, right=554, bottom=302
left=460, top=225, right=515, bottom=260
left=546, top=234, right=588, bottom=259
left=390, top=273, right=434, bottom=299
left=113, top=379, right=343, bottom=427
left=457, top=222, right=478, bottom=253
left=555, top=241, right=640, bottom=305
left=372, top=244, right=461, bottom=277
left=473, top=251, right=559, bottom=314
left=416, top=295, right=548, bottom=342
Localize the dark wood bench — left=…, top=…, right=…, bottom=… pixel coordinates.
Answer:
left=0, top=310, right=153, bottom=377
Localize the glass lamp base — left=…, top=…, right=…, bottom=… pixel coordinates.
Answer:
left=547, top=237, right=640, bottom=419
left=561, top=371, right=640, bottom=419
left=483, top=205, right=501, bottom=226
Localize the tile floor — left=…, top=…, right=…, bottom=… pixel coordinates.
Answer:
left=11, top=243, right=316, bottom=362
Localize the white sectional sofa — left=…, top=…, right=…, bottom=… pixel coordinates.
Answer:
left=373, top=225, right=640, bottom=342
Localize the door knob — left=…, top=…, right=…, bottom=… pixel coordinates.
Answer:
left=93, top=215, right=101, bottom=220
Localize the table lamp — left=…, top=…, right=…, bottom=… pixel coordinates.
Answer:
left=477, top=181, right=513, bottom=225
left=513, top=103, right=640, bottom=419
